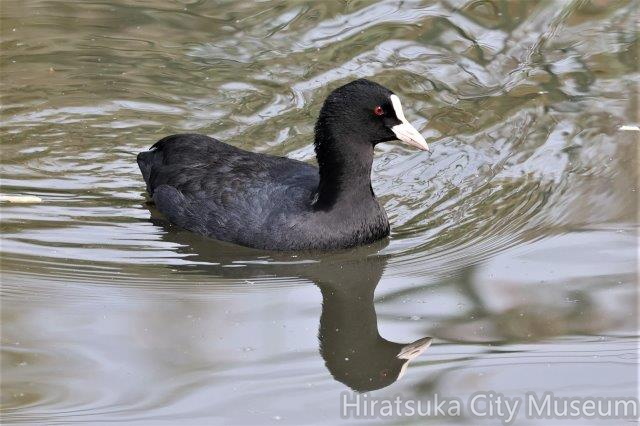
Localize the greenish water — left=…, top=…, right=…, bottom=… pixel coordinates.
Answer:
left=1, top=0, right=638, bottom=424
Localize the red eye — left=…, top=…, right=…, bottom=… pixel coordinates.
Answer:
left=374, top=106, right=384, bottom=116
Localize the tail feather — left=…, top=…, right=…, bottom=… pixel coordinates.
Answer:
left=138, top=133, right=221, bottom=197
left=137, top=149, right=162, bottom=195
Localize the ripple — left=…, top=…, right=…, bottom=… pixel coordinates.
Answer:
left=1, top=0, right=638, bottom=423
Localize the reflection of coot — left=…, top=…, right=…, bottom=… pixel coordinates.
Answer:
left=152, top=225, right=431, bottom=392
left=137, top=79, right=429, bottom=251
left=316, top=255, right=431, bottom=392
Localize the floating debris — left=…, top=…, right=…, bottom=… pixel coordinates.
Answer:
left=619, top=125, right=640, bottom=131
left=0, top=195, right=42, bottom=203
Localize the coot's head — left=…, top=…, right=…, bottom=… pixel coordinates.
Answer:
left=315, top=79, right=429, bottom=152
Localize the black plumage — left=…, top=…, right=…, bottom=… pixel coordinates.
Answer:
left=137, top=79, right=428, bottom=250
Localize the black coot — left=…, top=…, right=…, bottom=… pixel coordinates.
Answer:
left=137, top=79, right=429, bottom=251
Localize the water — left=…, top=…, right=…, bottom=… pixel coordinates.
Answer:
left=1, top=0, right=638, bottom=424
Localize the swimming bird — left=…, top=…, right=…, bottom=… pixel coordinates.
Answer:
left=137, top=79, right=429, bottom=251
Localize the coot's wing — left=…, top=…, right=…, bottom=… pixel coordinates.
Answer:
left=137, top=134, right=238, bottom=194
left=137, top=134, right=318, bottom=246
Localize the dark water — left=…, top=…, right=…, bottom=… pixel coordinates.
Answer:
left=1, top=0, right=638, bottom=424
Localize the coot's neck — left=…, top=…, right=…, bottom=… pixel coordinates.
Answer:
left=313, top=130, right=375, bottom=210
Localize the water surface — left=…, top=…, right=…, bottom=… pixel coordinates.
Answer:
left=1, top=0, right=638, bottom=424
